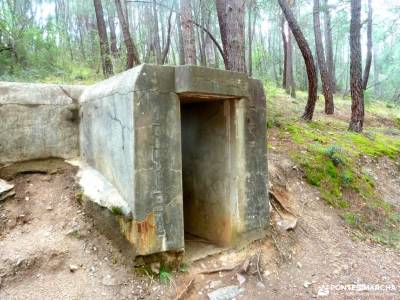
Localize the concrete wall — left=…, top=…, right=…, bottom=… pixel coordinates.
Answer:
left=80, top=69, right=140, bottom=214
left=79, top=64, right=269, bottom=256
left=0, top=65, right=269, bottom=257
left=0, top=82, right=85, bottom=164
left=80, top=65, right=184, bottom=255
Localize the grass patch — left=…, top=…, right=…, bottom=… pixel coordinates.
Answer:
left=134, top=263, right=174, bottom=284
left=280, top=119, right=400, bottom=248
left=75, top=190, right=84, bottom=205
left=134, top=265, right=154, bottom=279
left=110, top=206, right=123, bottom=216
left=178, top=262, right=188, bottom=273
left=159, top=266, right=172, bottom=284
left=395, top=117, right=400, bottom=129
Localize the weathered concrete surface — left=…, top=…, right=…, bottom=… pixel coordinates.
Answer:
left=76, top=162, right=131, bottom=215
left=175, top=65, right=249, bottom=99
left=80, top=64, right=269, bottom=256
left=80, top=65, right=184, bottom=256
left=0, top=178, right=14, bottom=201
left=0, top=82, right=85, bottom=164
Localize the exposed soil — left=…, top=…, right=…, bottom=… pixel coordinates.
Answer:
left=363, top=156, right=400, bottom=210
left=0, top=165, right=155, bottom=300
left=166, top=152, right=400, bottom=300
left=0, top=154, right=399, bottom=299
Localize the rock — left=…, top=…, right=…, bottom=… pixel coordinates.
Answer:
left=240, top=258, right=250, bottom=273
left=69, top=264, right=79, bottom=272
left=102, top=274, right=117, bottom=286
left=276, top=217, right=297, bottom=231
left=0, top=179, right=15, bottom=201
left=208, top=285, right=244, bottom=300
left=256, top=282, right=266, bottom=289
left=297, top=262, right=302, bottom=269
left=150, top=262, right=160, bottom=274
left=304, top=281, right=312, bottom=288
left=209, top=280, right=223, bottom=289
left=41, top=175, right=52, bottom=182
left=236, top=273, right=246, bottom=285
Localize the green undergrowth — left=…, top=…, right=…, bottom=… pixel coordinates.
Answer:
left=134, top=264, right=172, bottom=284
left=110, top=206, right=124, bottom=216
left=279, top=119, right=400, bottom=249
left=395, top=117, right=400, bottom=129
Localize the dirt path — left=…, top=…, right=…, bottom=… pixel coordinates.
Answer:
left=0, top=155, right=399, bottom=299
left=0, top=165, right=155, bottom=300
left=165, top=152, right=400, bottom=299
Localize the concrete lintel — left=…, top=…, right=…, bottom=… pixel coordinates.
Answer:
left=175, top=65, right=250, bottom=98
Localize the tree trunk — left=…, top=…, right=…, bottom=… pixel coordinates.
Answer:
left=198, top=4, right=210, bottom=66
left=278, top=0, right=318, bottom=121
left=108, top=11, right=119, bottom=57
left=180, top=0, right=196, bottom=65
left=213, top=43, right=220, bottom=68
left=161, top=6, right=173, bottom=65
left=176, top=15, right=185, bottom=65
left=93, top=0, right=114, bottom=77
left=286, top=28, right=296, bottom=97
left=287, top=1, right=296, bottom=98
left=144, top=3, right=154, bottom=63
left=373, top=47, right=380, bottom=97
left=115, top=0, right=141, bottom=68
left=362, top=0, right=372, bottom=90
left=152, top=0, right=162, bottom=64
left=269, top=30, right=280, bottom=86
left=121, top=0, right=130, bottom=26
left=247, top=1, right=256, bottom=77
left=77, top=16, right=87, bottom=60
left=313, top=0, right=334, bottom=114
left=323, top=0, right=336, bottom=92
left=215, top=0, right=247, bottom=73
left=281, top=16, right=288, bottom=89
left=348, top=0, right=364, bottom=132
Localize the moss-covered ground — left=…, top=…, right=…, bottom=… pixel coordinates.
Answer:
left=266, top=83, right=400, bottom=249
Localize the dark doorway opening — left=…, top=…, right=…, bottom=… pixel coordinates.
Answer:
left=180, top=99, right=234, bottom=249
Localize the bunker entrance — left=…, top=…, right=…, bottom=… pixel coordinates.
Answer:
left=180, top=96, right=237, bottom=249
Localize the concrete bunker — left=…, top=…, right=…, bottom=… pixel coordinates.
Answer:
left=0, top=64, right=269, bottom=258
left=79, top=64, right=269, bottom=256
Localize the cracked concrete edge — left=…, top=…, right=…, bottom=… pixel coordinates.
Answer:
left=0, top=81, right=86, bottom=105
left=0, top=82, right=86, bottom=164
left=175, top=65, right=251, bottom=98
left=70, top=159, right=132, bottom=216
left=79, top=64, right=176, bottom=104
left=69, top=160, right=183, bottom=257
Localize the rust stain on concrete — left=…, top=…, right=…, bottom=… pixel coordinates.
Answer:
left=118, top=213, right=158, bottom=255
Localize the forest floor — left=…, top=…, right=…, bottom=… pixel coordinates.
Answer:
left=0, top=88, right=400, bottom=299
